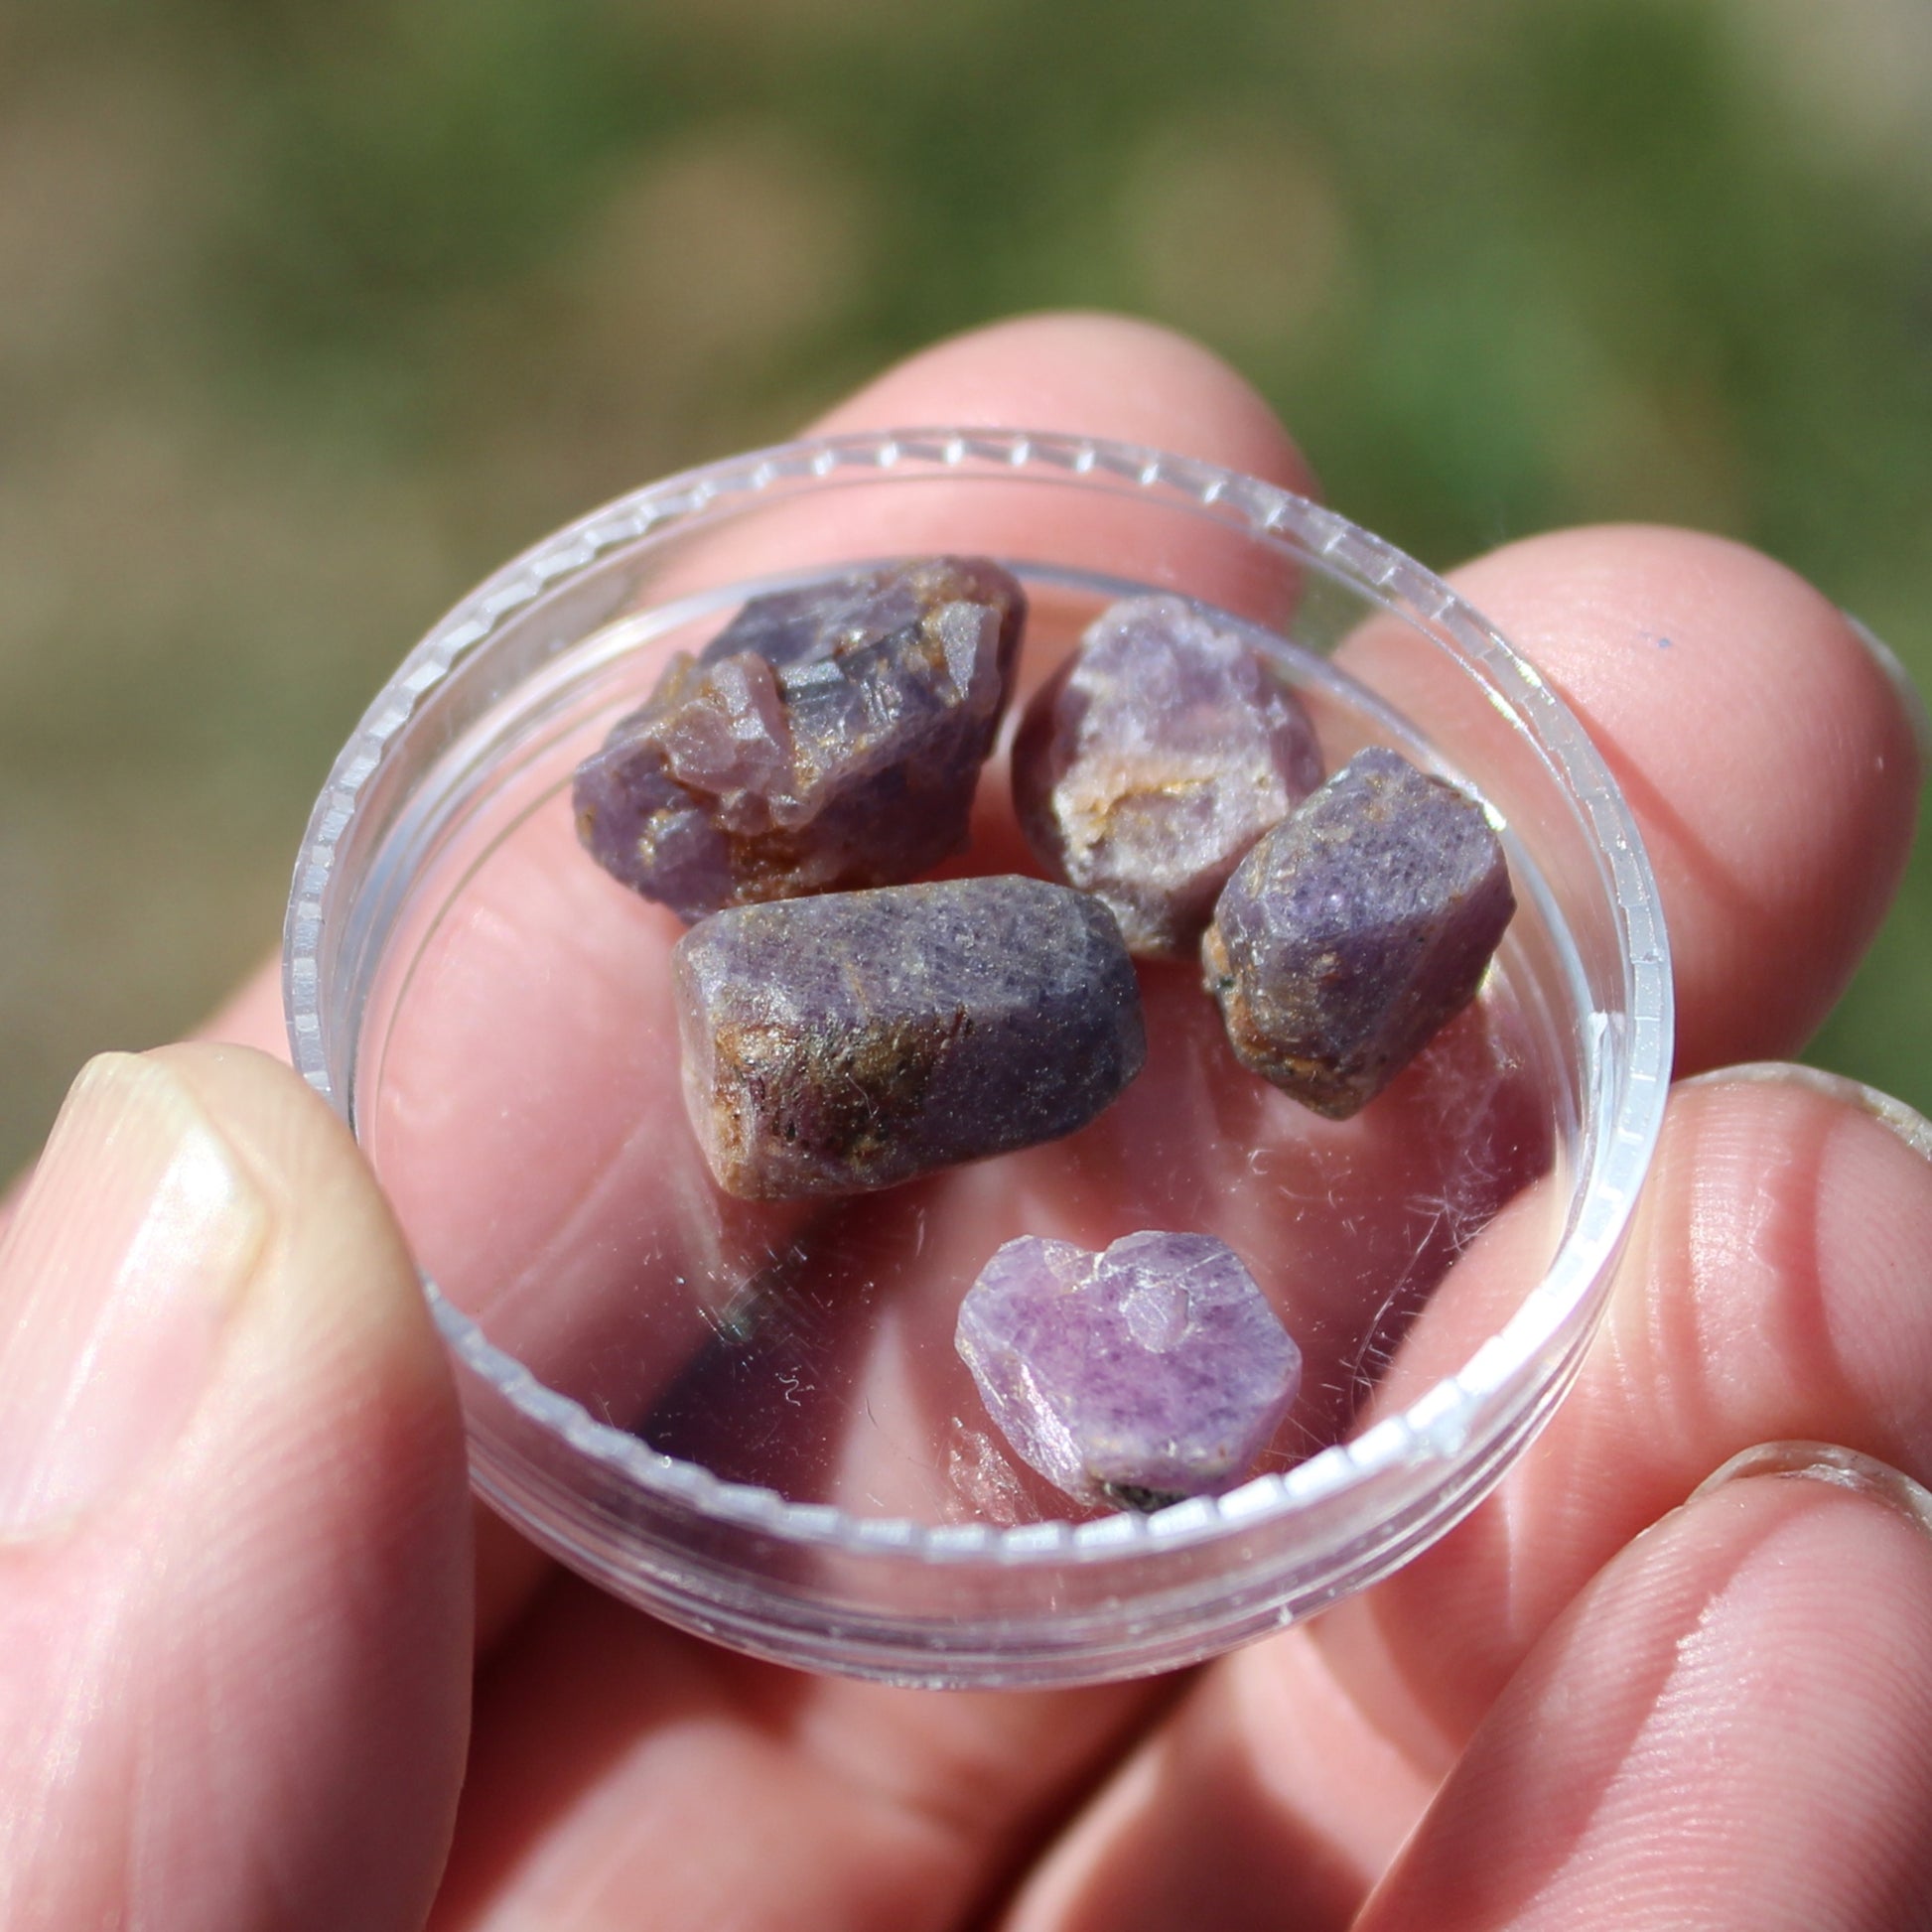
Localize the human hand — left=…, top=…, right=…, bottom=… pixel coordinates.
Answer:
left=4, top=315, right=1930, bottom=1931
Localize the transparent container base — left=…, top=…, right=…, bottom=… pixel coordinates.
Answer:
left=287, top=431, right=1671, bottom=1687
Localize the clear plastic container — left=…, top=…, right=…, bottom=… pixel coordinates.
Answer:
left=284, top=430, right=1671, bottom=1688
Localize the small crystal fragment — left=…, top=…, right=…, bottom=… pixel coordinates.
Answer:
left=1013, top=594, right=1324, bottom=957
left=1202, top=747, right=1515, bottom=1119
left=673, top=876, right=1146, bottom=1199
left=574, top=557, right=1026, bottom=920
left=955, top=1230, right=1302, bottom=1510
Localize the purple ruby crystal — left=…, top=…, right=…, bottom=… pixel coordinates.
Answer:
left=955, top=1230, right=1301, bottom=1511
left=1202, top=747, right=1516, bottom=1119
left=574, top=557, right=1026, bottom=920
left=1012, top=594, right=1324, bottom=958
left=673, top=875, right=1146, bottom=1200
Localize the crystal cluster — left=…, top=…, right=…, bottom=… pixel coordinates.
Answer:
left=1013, top=595, right=1324, bottom=958
left=672, top=875, right=1146, bottom=1199
left=574, top=557, right=1025, bottom=920
left=955, top=1230, right=1302, bottom=1509
left=1202, top=747, right=1516, bottom=1119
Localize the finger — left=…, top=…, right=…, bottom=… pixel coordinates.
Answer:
left=997, top=1446, right=1932, bottom=1932
left=1316, top=1064, right=1932, bottom=1770
left=819, top=517, right=1922, bottom=1522
left=420, top=322, right=1336, bottom=1928
left=0, top=1045, right=471, bottom=1931
left=196, top=311, right=1311, bottom=1067
left=432, top=1574, right=1178, bottom=1932
left=997, top=1622, right=1429, bottom=1932
left=1338, top=525, right=1923, bottom=1073
left=1356, top=1452, right=1932, bottom=1932
left=1002, top=1067, right=1932, bottom=1924
left=208, top=498, right=1925, bottom=1091
left=815, top=513, right=1932, bottom=1522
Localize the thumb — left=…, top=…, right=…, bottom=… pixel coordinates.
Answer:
left=0, top=1044, right=472, bottom=1931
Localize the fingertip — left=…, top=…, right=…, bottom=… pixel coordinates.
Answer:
left=1607, top=1065, right=1932, bottom=1480
left=810, top=311, right=1316, bottom=495
left=1446, top=524, right=1922, bottom=1070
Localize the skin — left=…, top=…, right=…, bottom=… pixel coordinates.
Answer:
left=4, top=313, right=1932, bottom=1930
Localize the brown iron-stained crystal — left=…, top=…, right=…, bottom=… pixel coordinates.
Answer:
left=574, top=558, right=1026, bottom=920
left=1202, top=748, right=1515, bottom=1119
left=673, top=876, right=1146, bottom=1199
left=1013, top=595, right=1323, bottom=958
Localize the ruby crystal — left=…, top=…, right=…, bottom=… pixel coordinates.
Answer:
left=1202, top=747, right=1515, bottom=1118
left=955, top=1230, right=1302, bottom=1511
left=575, top=558, right=1025, bottom=920
left=1013, top=595, right=1323, bottom=958
left=673, top=875, right=1145, bottom=1199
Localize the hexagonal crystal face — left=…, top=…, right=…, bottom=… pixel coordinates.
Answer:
left=955, top=1230, right=1302, bottom=1510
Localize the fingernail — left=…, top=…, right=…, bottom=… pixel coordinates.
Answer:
left=1679, top=1061, right=1932, bottom=1163
left=0, top=1053, right=267, bottom=1539
left=1694, top=1441, right=1932, bottom=1540
left=1843, top=610, right=1931, bottom=769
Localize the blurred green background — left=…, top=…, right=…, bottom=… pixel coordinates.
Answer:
left=3, top=0, right=1929, bottom=1174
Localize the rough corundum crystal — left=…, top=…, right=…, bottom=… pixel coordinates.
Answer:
left=955, top=1230, right=1302, bottom=1510
left=1012, top=594, right=1324, bottom=958
left=673, top=875, right=1146, bottom=1199
left=1202, top=747, right=1515, bottom=1119
left=574, top=557, right=1026, bottom=920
